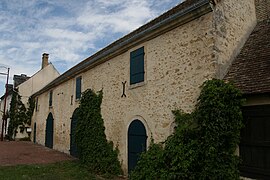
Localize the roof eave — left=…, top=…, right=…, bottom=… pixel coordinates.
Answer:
left=33, top=0, right=212, bottom=97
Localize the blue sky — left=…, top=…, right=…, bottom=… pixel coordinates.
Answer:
left=0, top=0, right=182, bottom=95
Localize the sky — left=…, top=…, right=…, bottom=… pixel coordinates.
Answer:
left=0, top=0, right=183, bottom=96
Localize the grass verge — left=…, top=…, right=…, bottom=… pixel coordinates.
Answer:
left=0, top=160, right=122, bottom=180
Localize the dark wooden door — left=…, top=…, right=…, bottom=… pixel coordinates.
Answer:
left=128, top=120, right=147, bottom=174
left=45, top=113, right=54, bottom=149
left=33, top=122, right=36, bottom=143
left=240, top=105, right=270, bottom=179
left=70, top=109, right=79, bottom=157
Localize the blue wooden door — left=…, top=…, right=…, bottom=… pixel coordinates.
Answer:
left=33, top=122, right=36, bottom=143
left=70, top=109, right=79, bottom=157
left=128, top=120, right=147, bottom=174
left=45, top=113, right=54, bottom=148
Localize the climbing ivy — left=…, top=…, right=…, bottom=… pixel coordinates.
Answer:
left=130, top=79, right=244, bottom=179
left=75, top=89, right=122, bottom=175
left=8, top=89, right=35, bottom=139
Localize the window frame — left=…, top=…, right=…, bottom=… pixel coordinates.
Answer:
left=75, top=76, right=82, bottom=100
left=130, top=46, right=145, bottom=85
left=49, top=90, right=53, bottom=107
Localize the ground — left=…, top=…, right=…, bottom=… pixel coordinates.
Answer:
left=0, top=141, right=74, bottom=166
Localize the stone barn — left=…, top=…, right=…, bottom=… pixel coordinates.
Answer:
left=31, top=0, right=269, bottom=177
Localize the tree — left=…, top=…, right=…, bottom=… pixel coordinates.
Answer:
left=8, top=89, right=35, bottom=139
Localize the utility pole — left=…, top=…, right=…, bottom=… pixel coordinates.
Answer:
left=1, top=67, right=9, bottom=141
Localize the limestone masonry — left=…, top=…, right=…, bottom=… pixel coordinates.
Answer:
left=32, top=0, right=261, bottom=175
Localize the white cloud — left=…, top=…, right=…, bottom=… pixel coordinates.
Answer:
left=77, top=0, right=157, bottom=33
left=0, top=0, right=182, bottom=95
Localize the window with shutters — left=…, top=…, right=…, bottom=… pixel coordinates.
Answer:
left=49, top=91, right=53, bottom=107
left=76, top=76, right=82, bottom=99
left=130, top=47, right=145, bottom=85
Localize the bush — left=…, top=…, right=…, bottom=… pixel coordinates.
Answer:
left=130, top=79, right=244, bottom=179
left=75, top=89, right=122, bottom=175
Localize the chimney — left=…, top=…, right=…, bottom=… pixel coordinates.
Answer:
left=42, top=53, right=49, bottom=69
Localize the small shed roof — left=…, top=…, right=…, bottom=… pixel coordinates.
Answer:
left=224, top=20, right=270, bottom=94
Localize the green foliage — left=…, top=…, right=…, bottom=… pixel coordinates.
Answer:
left=130, top=140, right=167, bottom=180
left=8, top=89, right=35, bottom=139
left=130, top=79, right=244, bottom=179
left=196, top=79, right=244, bottom=179
left=75, top=89, right=122, bottom=175
left=0, top=161, right=97, bottom=180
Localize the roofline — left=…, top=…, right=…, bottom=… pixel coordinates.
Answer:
left=17, top=63, right=59, bottom=89
left=243, top=91, right=270, bottom=96
left=33, top=0, right=212, bottom=97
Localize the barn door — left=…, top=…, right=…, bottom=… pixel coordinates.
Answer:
left=240, top=105, right=270, bottom=179
left=128, top=120, right=147, bottom=174
left=33, top=122, right=36, bottom=143
left=70, top=109, right=79, bottom=157
left=45, top=113, right=54, bottom=148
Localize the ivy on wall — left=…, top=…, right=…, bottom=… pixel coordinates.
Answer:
left=75, top=89, right=122, bottom=175
left=130, top=79, right=244, bottom=179
left=8, top=89, right=35, bottom=139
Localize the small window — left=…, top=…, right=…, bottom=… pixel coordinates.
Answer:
left=76, top=76, right=82, bottom=99
left=49, top=91, right=53, bottom=107
left=70, top=95, right=73, bottom=105
left=36, top=97, right=39, bottom=111
left=130, top=47, right=145, bottom=85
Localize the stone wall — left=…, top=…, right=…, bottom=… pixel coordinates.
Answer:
left=32, top=0, right=258, bottom=174
left=212, top=0, right=257, bottom=78
left=32, top=78, right=79, bottom=150
left=245, top=94, right=270, bottom=106
left=32, top=12, right=215, bottom=173
left=18, top=64, right=60, bottom=105
left=16, top=64, right=59, bottom=139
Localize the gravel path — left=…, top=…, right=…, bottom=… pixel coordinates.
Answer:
left=0, top=141, right=74, bottom=166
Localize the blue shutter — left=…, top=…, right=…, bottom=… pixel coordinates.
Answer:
left=76, top=77, right=82, bottom=99
left=49, top=91, right=53, bottom=107
left=130, top=47, right=144, bottom=84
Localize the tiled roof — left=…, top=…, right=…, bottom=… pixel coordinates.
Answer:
left=224, top=20, right=270, bottom=94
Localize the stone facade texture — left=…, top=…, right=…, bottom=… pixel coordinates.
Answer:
left=32, top=0, right=257, bottom=174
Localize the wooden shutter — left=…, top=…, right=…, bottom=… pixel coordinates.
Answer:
left=49, top=91, right=53, bottom=107
left=130, top=47, right=144, bottom=85
left=76, top=77, right=82, bottom=99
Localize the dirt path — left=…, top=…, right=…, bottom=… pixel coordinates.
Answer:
left=0, top=141, right=74, bottom=166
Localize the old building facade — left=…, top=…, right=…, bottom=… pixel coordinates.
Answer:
left=11, top=54, right=60, bottom=139
left=224, top=0, right=270, bottom=178
left=0, top=84, right=13, bottom=137
left=31, top=0, right=269, bottom=177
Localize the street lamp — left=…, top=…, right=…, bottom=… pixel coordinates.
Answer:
left=0, top=66, right=10, bottom=141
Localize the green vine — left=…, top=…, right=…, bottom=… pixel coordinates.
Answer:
left=131, top=79, right=244, bottom=179
left=8, top=89, right=35, bottom=139
left=75, top=89, right=122, bottom=175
